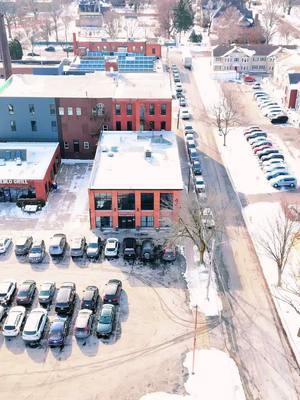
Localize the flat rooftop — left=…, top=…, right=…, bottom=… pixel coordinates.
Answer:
left=0, top=71, right=172, bottom=99
left=89, top=131, right=183, bottom=190
left=0, top=142, right=59, bottom=181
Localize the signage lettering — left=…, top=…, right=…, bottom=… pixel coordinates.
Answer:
left=0, top=179, right=28, bottom=184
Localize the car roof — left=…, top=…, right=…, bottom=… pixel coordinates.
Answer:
left=76, top=310, right=92, bottom=327
left=41, top=282, right=54, bottom=290
left=6, top=306, right=25, bottom=323
left=83, top=288, right=96, bottom=300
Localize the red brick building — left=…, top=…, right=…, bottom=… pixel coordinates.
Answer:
left=73, top=33, right=162, bottom=58
left=89, top=131, right=183, bottom=230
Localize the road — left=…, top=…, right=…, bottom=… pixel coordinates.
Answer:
left=168, top=47, right=300, bottom=400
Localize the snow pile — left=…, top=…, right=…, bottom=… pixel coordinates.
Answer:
left=141, top=349, right=246, bottom=400
left=183, top=246, right=222, bottom=317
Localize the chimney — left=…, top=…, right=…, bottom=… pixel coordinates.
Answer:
left=0, top=14, right=12, bottom=80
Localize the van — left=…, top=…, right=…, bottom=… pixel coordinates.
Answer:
left=14, top=235, right=33, bottom=256
left=22, top=308, right=48, bottom=344
left=141, top=240, right=155, bottom=261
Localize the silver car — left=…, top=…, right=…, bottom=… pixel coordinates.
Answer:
left=28, top=240, right=46, bottom=263
left=74, top=309, right=93, bottom=339
left=70, top=236, right=86, bottom=257
left=49, top=233, right=66, bottom=256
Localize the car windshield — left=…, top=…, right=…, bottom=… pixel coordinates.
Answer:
left=31, top=247, right=41, bottom=253
left=18, top=290, right=28, bottom=296
left=88, top=243, right=98, bottom=248
left=99, top=315, right=111, bottom=324
left=4, top=325, right=15, bottom=330
left=39, top=290, right=50, bottom=296
left=23, top=330, right=36, bottom=335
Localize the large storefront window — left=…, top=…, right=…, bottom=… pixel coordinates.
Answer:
left=0, top=187, right=36, bottom=202
left=96, top=216, right=112, bottom=229
left=160, top=193, right=173, bottom=210
left=141, top=216, right=154, bottom=227
left=141, top=193, right=154, bottom=210
left=118, top=193, right=135, bottom=210
left=95, top=193, right=112, bottom=210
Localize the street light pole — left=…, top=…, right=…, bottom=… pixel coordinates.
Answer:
left=192, top=304, right=198, bottom=375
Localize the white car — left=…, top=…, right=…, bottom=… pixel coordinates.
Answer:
left=0, top=305, right=6, bottom=322
left=22, top=308, right=48, bottom=344
left=0, top=279, right=17, bottom=305
left=248, top=137, right=269, bottom=146
left=0, top=237, right=12, bottom=254
left=181, top=109, right=190, bottom=120
left=261, top=158, right=285, bottom=168
left=3, top=306, right=26, bottom=337
left=258, top=101, right=277, bottom=109
left=104, top=238, right=120, bottom=258
left=269, top=175, right=297, bottom=189
left=263, top=163, right=287, bottom=173
left=195, top=176, right=206, bottom=193
left=264, top=107, right=283, bottom=116
left=175, top=83, right=183, bottom=92
left=179, top=97, right=187, bottom=107
left=185, top=133, right=194, bottom=141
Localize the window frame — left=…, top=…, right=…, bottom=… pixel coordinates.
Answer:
left=160, top=104, right=167, bottom=115
left=10, top=120, right=16, bottom=132
left=141, top=193, right=154, bottom=210
left=115, top=104, right=121, bottom=115
left=67, top=107, right=73, bottom=116
left=126, top=103, right=132, bottom=115
left=76, top=107, right=82, bottom=116
left=149, top=103, right=155, bottom=116
left=29, top=104, right=35, bottom=115
left=31, top=120, right=37, bottom=132
left=83, top=141, right=90, bottom=149
left=58, top=107, right=64, bottom=116
left=95, top=193, right=112, bottom=210
left=8, top=104, right=14, bottom=114
left=49, top=104, right=56, bottom=115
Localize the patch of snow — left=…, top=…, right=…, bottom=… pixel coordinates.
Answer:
left=140, top=349, right=246, bottom=400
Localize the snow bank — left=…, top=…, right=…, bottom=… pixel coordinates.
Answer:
left=141, top=349, right=246, bottom=400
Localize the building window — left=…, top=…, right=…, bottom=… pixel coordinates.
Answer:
left=73, top=140, right=80, bottom=153
left=58, top=107, right=64, bottom=115
left=49, top=104, right=56, bottom=115
left=160, top=104, right=166, bottom=115
left=126, top=103, right=132, bottom=115
left=141, top=216, right=154, bottom=227
left=29, top=104, right=35, bottom=115
left=215, top=57, right=221, bottom=62
left=116, top=121, right=121, bottom=130
left=31, top=120, right=37, bottom=132
left=118, top=193, right=135, bottom=210
left=96, top=216, right=112, bottom=228
left=127, top=121, right=132, bottom=130
left=67, top=107, right=73, bottom=116
left=160, top=193, right=173, bottom=209
left=141, top=193, right=154, bottom=210
left=103, top=125, right=109, bottom=131
left=160, top=121, right=166, bottom=130
left=76, top=107, right=82, bottom=116
left=115, top=104, right=121, bottom=115
left=10, top=120, right=16, bottom=131
left=149, top=103, right=155, bottom=115
left=8, top=104, right=14, bottom=114
left=95, top=193, right=112, bottom=210
left=149, top=121, right=155, bottom=130
left=51, top=121, right=57, bottom=131
left=234, top=58, right=239, bottom=62
left=152, top=48, right=156, bottom=54
left=64, top=141, right=69, bottom=149
left=83, top=141, right=89, bottom=149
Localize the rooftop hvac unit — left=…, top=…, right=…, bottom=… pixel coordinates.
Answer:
left=15, top=157, right=22, bottom=166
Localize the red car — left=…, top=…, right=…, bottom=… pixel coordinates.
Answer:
left=253, top=144, right=273, bottom=154
left=244, top=75, right=256, bottom=83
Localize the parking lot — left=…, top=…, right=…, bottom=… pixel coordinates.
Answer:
left=0, top=163, right=196, bottom=400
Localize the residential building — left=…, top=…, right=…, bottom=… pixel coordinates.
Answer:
left=88, top=131, right=183, bottom=230
left=0, top=142, right=60, bottom=202
left=0, top=72, right=172, bottom=159
left=212, top=44, right=296, bottom=75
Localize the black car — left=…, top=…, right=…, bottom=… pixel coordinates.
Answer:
left=55, top=282, right=76, bottom=315
left=141, top=239, right=155, bottom=261
left=103, top=279, right=122, bottom=305
left=45, top=46, right=55, bottom=52
left=81, top=286, right=99, bottom=312
left=27, top=52, right=40, bottom=56
left=16, top=280, right=36, bottom=306
left=38, top=281, right=56, bottom=306
left=192, top=160, right=202, bottom=175
left=48, top=318, right=69, bottom=347
left=123, top=237, right=137, bottom=260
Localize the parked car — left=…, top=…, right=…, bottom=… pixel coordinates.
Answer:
left=55, top=282, right=76, bottom=315
left=192, top=160, right=202, bottom=175
left=261, top=159, right=285, bottom=168
left=161, top=243, right=177, bottom=262
left=45, top=46, right=55, bottom=52
left=0, top=279, right=16, bottom=305
left=15, top=235, right=33, bottom=256
left=96, top=304, right=116, bottom=338
left=38, top=281, right=56, bottom=306
left=16, top=280, right=36, bottom=306
left=74, top=309, right=93, bottom=339
left=244, top=75, right=256, bottom=82
left=0, top=305, right=6, bottom=321
left=262, top=163, right=287, bottom=173
left=28, top=239, right=46, bottom=263
left=179, top=97, right=187, bottom=107
left=243, top=128, right=263, bottom=137
left=253, top=144, right=273, bottom=154
left=174, top=75, right=181, bottom=83
left=104, top=238, right=120, bottom=258
left=269, top=113, right=288, bottom=124
left=254, top=91, right=268, bottom=99
left=202, top=207, right=215, bottom=229
left=244, top=125, right=261, bottom=133
left=181, top=109, right=190, bottom=120
left=252, top=83, right=261, bottom=89
left=195, top=175, right=206, bottom=193
left=49, top=233, right=67, bottom=256
left=2, top=306, right=26, bottom=337
left=0, top=237, right=12, bottom=254
left=81, top=285, right=99, bottom=312
left=184, top=125, right=195, bottom=135
left=86, top=236, right=102, bottom=259
left=186, top=138, right=196, bottom=150
left=70, top=236, right=86, bottom=257
left=103, top=279, right=122, bottom=305
left=246, top=132, right=267, bottom=141
left=48, top=317, right=69, bottom=347
left=22, top=308, right=48, bottom=344
left=141, top=239, right=155, bottom=261
left=256, top=148, right=280, bottom=159
left=264, top=107, right=283, bottom=117
left=251, top=139, right=273, bottom=149
left=189, top=148, right=199, bottom=162
left=27, top=52, right=40, bottom=56
left=260, top=153, right=284, bottom=163
left=123, top=237, right=137, bottom=260
left=175, top=83, right=183, bottom=92
left=265, top=169, right=289, bottom=181
left=63, top=46, right=73, bottom=52
left=269, top=175, right=297, bottom=189
left=259, top=101, right=278, bottom=108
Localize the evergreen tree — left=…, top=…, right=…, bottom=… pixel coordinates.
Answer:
left=9, top=39, right=23, bottom=60
left=173, top=0, right=194, bottom=34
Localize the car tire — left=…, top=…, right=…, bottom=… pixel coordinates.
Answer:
left=290, top=183, right=295, bottom=188
left=274, top=183, right=278, bottom=188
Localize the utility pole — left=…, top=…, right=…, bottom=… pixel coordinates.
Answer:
left=0, top=13, right=12, bottom=80
left=192, top=304, right=198, bottom=375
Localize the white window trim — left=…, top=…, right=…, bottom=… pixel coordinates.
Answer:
left=76, top=107, right=82, bottom=116
left=67, top=107, right=73, bottom=116
left=58, top=107, right=64, bottom=116
left=83, top=141, right=90, bottom=149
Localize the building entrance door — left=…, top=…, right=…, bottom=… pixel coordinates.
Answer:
left=118, top=216, right=135, bottom=229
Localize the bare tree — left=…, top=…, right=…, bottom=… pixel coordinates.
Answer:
left=50, top=0, right=63, bottom=42
left=25, top=0, right=39, bottom=21
left=103, top=10, right=121, bottom=38
left=39, top=16, right=53, bottom=44
left=279, top=0, right=297, bottom=14
left=61, top=14, right=72, bottom=42
left=0, top=2, right=17, bottom=39
left=257, top=203, right=300, bottom=287
left=23, top=22, right=41, bottom=54
left=214, top=6, right=241, bottom=44
left=203, top=0, right=223, bottom=35
left=211, top=93, right=239, bottom=146
left=260, top=0, right=280, bottom=44
left=124, top=17, right=139, bottom=38
left=156, top=0, right=176, bottom=38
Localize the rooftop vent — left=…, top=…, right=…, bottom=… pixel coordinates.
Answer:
left=145, top=149, right=152, bottom=159
left=15, top=157, right=22, bottom=166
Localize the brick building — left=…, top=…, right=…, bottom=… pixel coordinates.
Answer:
left=88, top=131, right=183, bottom=230
left=0, top=72, right=172, bottom=159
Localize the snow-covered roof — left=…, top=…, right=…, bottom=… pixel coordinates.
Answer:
left=0, top=72, right=172, bottom=100
left=89, top=131, right=183, bottom=190
left=0, top=142, right=59, bottom=181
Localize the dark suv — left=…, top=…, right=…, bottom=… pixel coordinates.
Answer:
left=123, top=238, right=137, bottom=260
left=16, top=280, right=36, bottom=306
left=141, top=239, right=155, bottom=261
left=15, top=235, right=33, bottom=256
left=55, top=282, right=76, bottom=315
left=103, top=279, right=122, bottom=305
left=81, top=286, right=99, bottom=312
